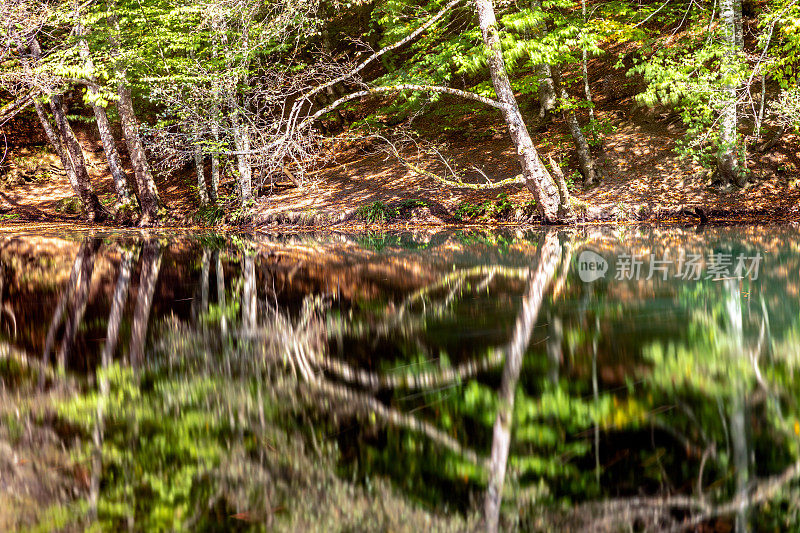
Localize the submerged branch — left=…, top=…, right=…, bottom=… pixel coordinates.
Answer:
left=317, top=346, right=504, bottom=391
left=300, top=376, right=484, bottom=466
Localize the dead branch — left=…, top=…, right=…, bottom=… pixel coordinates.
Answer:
left=376, top=135, right=527, bottom=190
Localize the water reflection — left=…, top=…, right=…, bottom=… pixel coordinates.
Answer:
left=1, top=226, right=800, bottom=531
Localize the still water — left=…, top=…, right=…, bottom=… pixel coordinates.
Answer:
left=1, top=225, right=799, bottom=531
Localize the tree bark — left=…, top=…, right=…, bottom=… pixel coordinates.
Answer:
left=530, top=1, right=556, bottom=118
left=233, top=116, right=252, bottom=205
left=718, top=0, right=746, bottom=186
left=129, top=240, right=162, bottom=365
left=474, top=0, right=566, bottom=222
left=734, top=0, right=744, bottom=49
left=94, top=100, right=135, bottom=210
left=484, top=230, right=563, bottom=531
left=76, top=23, right=134, bottom=212
left=209, top=13, right=223, bottom=204
left=581, top=0, right=595, bottom=122
left=32, top=100, right=81, bottom=200
left=106, top=0, right=162, bottom=224
left=536, top=63, right=557, bottom=118
left=49, top=95, right=108, bottom=221
left=552, top=66, right=599, bottom=187
left=210, top=141, right=220, bottom=203
left=19, top=36, right=106, bottom=222
left=117, top=84, right=161, bottom=223
left=194, top=142, right=210, bottom=206
left=225, top=10, right=252, bottom=206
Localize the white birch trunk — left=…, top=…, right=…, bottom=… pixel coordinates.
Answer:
left=106, top=0, right=162, bottom=223
left=194, top=142, right=209, bottom=206
left=474, top=0, right=566, bottom=222
left=536, top=63, right=557, bottom=118
left=233, top=117, right=252, bottom=205
left=76, top=24, right=134, bottom=210
left=718, top=0, right=745, bottom=186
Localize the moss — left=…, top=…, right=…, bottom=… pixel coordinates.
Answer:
left=54, top=196, right=83, bottom=215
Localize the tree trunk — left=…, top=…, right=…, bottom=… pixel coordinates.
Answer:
left=95, top=101, right=135, bottom=211
left=76, top=25, right=134, bottom=212
left=20, top=37, right=106, bottom=222
left=474, top=0, right=566, bottom=222
left=49, top=95, right=108, bottom=222
left=552, top=66, right=599, bottom=187
left=106, top=0, right=162, bottom=224
left=210, top=143, right=220, bottom=203
left=129, top=241, right=162, bottom=365
left=529, top=1, right=556, bottom=119
left=484, top=230, right=563, bottom=531
left=581, top=0, right=595, bottom=122
left=32, top=100, right=81, bottom=200
left=233, top=117, right=252, bottom=205
left=117, top=84, right=162, bottom=224
left=209, top=14, right=222, bottom=204
left=536, top=63, right=557, bottom=118
left=718, top=0, right=745, bottom=186
left=194, top=143, right=209, bottom=206
left=734, top=0, right=744, bottom=49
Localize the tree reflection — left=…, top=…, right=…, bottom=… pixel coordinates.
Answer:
left=4, top=227, right=800, bottom=530
left=90, top=248, right=133, bottom=519
left=42, top=237, right=101, bottom=372
left=130, top=239, right=162, bottom=365
left=484, top=230, right=563, bottom=532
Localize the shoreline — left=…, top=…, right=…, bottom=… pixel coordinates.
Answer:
left=1, top=205, right=797, bottom=234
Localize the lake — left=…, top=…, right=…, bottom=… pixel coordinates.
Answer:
left=1, top=224, right=799, bottom=531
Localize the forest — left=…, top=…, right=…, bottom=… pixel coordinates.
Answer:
left=1, top=0, right=799, bottom=227
left=5, top=1, right=800, bottom=530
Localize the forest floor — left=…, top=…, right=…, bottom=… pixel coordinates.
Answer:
left=2, top=68, right=799, bottom=229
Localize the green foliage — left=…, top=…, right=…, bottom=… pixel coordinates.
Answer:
left=357, top=201, right=399, bottom=223
left=760, top=0, right=800, bottom=90
left=629, top=22, right=747, bottom=168
left=454, top=193, right=514, bottom=222
left=354, top=231, right=403, bottom=251
left=583, top=117, right=615, bottom=147
left=770, top=87, right=800, bottom=130
left=194, top=200, right=226, bottom=226
left=399, top=198, right=428, bottom=209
